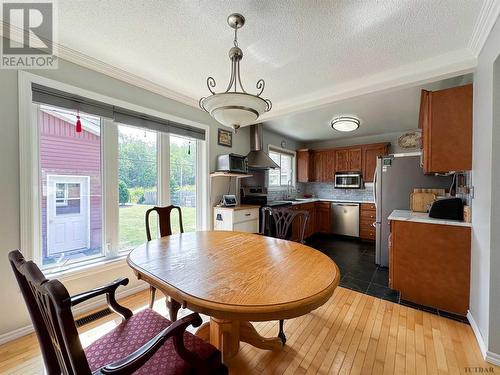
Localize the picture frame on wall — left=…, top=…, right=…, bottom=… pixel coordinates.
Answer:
left=218, top=128, right=232, bottom=147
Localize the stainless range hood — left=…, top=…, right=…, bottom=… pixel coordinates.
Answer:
left=246, top=124, right=280, bottom=170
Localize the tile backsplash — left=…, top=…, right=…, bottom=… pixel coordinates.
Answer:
left=297, top=182, right=374, bottom=202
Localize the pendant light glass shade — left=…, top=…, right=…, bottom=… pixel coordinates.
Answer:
left=201, top=93, right=269, bottom=128
left=199, top=14, right=272, bottom=130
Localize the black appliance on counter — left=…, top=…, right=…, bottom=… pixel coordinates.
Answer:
left=216, top=153, right=248, bottom=173
left=240, top=186, right=292, bottom=235
left=428, top=197, right=464, bottom=221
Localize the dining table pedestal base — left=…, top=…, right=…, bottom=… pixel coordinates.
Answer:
left=195, top=318, right=284, bottom=362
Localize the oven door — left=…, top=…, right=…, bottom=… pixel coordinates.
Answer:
left=334, top=173, right=362, bottom=189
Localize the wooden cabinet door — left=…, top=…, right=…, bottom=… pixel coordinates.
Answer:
left=348, top=148, right=362, bottom=171
left=362, top=144, right=389, bottom=182
left=335, top=149, right=349, bottom=172
left=322, top=150, right=335, bottom=182
left=315, top=202, right=331, bottom=233
left=421, top=84, right=472, bottom=173
left=312, top=151, right=323, bottom=182
left=296, top=150, right=311, bottom=182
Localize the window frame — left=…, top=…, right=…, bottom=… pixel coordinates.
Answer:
left=19, top=71, right=210, bottom=276
left=267, top=145, right=296, bottom=188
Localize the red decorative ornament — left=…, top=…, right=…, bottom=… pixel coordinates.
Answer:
left=76, top=112, right=82, bottom=133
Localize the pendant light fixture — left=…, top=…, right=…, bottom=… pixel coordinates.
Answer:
left=199, top=13, right=272, bottom=131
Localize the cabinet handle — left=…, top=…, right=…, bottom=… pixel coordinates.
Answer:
left=245, top=213, right=251, bottom=216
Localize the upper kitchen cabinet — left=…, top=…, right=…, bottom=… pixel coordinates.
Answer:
left=309, top=150, right=335, bottom=182
left=335, top=147, right=361, bottom=172
left=420, top=84, right=473, bottom=174
left=296, top=149, right=314, bottom=183
left=362, top=143, right=390, bottom=182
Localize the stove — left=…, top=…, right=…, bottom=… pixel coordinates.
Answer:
left=240, top=186, right=292, bottom=235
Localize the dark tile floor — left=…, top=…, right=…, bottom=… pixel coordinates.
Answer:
left=306, top=234, right=469, bottom=324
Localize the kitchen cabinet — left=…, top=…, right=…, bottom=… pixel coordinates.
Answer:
left=420, top=84, right=472, bottom=173
left=359, top=203, right=376, bottom=241
left=334, top=149, right=349, bottom=172
left=296, top=149, right=313, bottom=183
left=296, top=142, right=390, bottom=182
left=335, top=147, right=362, bottom=172
left=311, top=150, right=335, bottom=182
left=389, top=220, right=471, bottom=315
left=291, top=202, right=316, bottom=240
left=315, top=201, right=331, bottom=233
left=362, top=143, right=390, bottom=182
left=213, top=205, right=260, bottom=233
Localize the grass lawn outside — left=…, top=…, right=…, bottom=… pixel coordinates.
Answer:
left=119, top=204, right=196, bottom=251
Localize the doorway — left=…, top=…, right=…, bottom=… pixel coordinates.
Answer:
left=47, top=175, right=90, bottom=255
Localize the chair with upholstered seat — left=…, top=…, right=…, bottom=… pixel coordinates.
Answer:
left=145, top=205, right=184, bottom=321
left=260, top=206, right=310, bottom=344
left=8, top=250, right=227, bottom=375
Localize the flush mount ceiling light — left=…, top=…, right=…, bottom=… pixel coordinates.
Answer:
left=199, top=13, right=272, bottom=131
left=330, top=116, right=360, bottom=132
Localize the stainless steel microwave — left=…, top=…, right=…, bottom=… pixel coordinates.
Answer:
left=216, top=153, right=248, bottom=173
left=334, top=173, right=363, bottom=189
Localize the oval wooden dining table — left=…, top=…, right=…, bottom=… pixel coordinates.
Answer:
left=127, top=231, right=340, bottom=362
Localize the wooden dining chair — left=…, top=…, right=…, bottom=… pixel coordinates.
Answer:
left=260, top=206, right=310, bottom=344
left=8, top=250, right=227, bottom=375
left=145, top=205, right=184, bottom=321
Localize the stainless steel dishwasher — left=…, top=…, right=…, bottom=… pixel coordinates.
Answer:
left=331, top=202, right=360, bottom=237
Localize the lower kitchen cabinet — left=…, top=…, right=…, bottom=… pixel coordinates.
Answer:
left=315, top=201, right=331, bottom=233
left=359, top=203, right=376, bottom=241
left=291, top=202, right=316, bottom=240
left=213, top=205, right=260, bottom=233
left=389, top=220, right=471, bottom=315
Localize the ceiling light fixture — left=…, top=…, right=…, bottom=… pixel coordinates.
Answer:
left=330, top=116, right=360, bottom=132
left=199, top=13, right=272, bottom=132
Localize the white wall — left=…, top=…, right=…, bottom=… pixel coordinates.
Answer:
left=470, top=15, right=500, bottom=360
left=488, top=46, right=500, bottom=356
left=0, top=58, right=253, bottom=337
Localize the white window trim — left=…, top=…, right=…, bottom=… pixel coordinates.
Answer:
left=18, top=71, right=211, bottom=277
left=267, top=144, right=296, bottom=190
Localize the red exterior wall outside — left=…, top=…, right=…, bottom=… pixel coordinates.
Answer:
left=39, top=111, right=102, bottom=257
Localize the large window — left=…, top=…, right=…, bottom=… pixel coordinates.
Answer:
left=118, top=125, right=158, bottom=251
left=30, top=101, right=205, bottom=271
left=170, top=135, right=197, bottom=233
left=38, top=105, right=103, bottom=267
left=268, top=147, right=295, bottom=187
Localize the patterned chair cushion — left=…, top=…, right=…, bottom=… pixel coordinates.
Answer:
left=84, top=308, right=221, bottom=374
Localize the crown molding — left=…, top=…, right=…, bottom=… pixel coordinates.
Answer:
left=468, top=0, right=500, bottom=57
left=1, top=15, right=483, bottom=124
left=0, top=20, right=200, bottom=109
left=259, top=48, right=477, bottom=123
left=57, top=45, right=199, bottom=108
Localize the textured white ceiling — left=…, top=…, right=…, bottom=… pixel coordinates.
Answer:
left=264, top=74, right=473, bottom=142
left=56, top=0, right=484, bottom=113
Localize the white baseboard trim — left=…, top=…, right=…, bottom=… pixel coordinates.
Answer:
left=466, top=310, right=500, bottom=365
left=0, top=283, right=149, bottom=346
left=467, top=310, right=488, bottom=359
left=486, top=350, right=500, bottom=366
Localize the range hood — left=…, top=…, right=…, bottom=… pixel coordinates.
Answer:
left=246, top=124, right=280, bottom=170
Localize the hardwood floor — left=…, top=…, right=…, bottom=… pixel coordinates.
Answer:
left=0, top=287, right=496, bottom=374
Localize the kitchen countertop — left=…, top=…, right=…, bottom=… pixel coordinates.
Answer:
left=272, top=198, right=374, bottom=205
left=388, top=209, right=472, bottom=227
left=214, top=204, right=261, bottom=211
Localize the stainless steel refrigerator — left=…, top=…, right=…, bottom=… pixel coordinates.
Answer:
left=374, top=153, right=452, bottom=267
